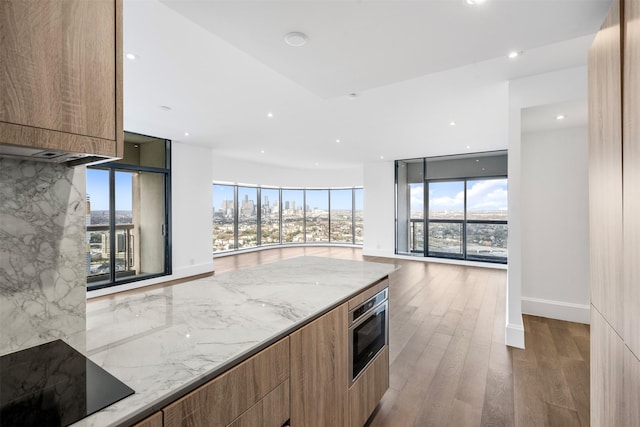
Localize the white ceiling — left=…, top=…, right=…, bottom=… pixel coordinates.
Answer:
left=122, top=0, right=610, bottom=170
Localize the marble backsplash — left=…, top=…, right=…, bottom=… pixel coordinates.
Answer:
left=0, top=159, right=86, bottom=355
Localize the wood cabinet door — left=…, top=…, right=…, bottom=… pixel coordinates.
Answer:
left=290, top=304, right=349, bottom=427
left=623, top=0, right=640, bottom=361
left=349, top=346, right=389, bottom=427
left=132, top=412, right=163, bottom=427
left=0, top=0, right=122, bottom=155
left=588, top=0, right=624, bottom=335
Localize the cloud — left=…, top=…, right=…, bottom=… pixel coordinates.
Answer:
left=410, top=184, right=424, bottom=209
left=467, top=180, right=508, bottom=210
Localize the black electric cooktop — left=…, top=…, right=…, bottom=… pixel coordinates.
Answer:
left=0, top=340, right=134, bottom=427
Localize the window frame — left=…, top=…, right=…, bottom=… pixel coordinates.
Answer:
left=87, top=133, right=172, bottom=291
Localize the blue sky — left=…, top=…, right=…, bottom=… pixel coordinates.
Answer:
left=410, top=179, right=508, bottom=211
left=86, top=169, right=134, bottom=211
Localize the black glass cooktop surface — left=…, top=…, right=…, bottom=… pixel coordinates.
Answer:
left=0, top=340, right=134, bottom=427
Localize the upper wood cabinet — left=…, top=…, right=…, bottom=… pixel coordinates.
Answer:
left=0, top=0, right=123, bottom=161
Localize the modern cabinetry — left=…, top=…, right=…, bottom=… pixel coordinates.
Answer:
left=589, top=0, right=640, bottom=425
left=0, top=0, right=123, bottom=163
left=133, top=412, right=163, bottom=427
left=349, top=347, right=389, bottom=427
left=144, top=277, right=390, bottom=427
left=290, top=303, right=349, bottom=427
left=163, top=338, right=289, bottom=427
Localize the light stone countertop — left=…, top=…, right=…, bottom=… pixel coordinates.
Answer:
left=72, top=256, right=398, bottom=427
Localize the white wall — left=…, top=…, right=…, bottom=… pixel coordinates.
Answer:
left=88, top=141, right=214, bottom=297
left=507, top=65, right=588, bottom=347
left=212, top=155, right=363, bottom=188
left=521, top=127, right=590, bottom=323
left=362, top=161, right=396, bottom=256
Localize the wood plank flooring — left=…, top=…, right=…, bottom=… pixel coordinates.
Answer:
left=213, top=247, right=590, bottom=427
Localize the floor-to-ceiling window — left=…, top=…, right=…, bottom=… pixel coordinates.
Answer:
left=282, top=189, right=305, bottom=243
left=261, top=187, right=280, bottom=245
left=212, top=184, right=236, bottom=251
left=86, top=132, right=171, bottom=290
left=306, top=189, right=329, bottom=242
left=330, top=189, right=353, bottom=243
left=395, top=151, right=507, bottom=263
left=238, top=186, right=258, bottom=249
left=213, top=185, right=363, bottom=253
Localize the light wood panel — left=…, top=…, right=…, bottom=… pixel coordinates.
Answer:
left=227, top=380, right=289, bottom=427
left=290, top=303, right=348, bottom=427
left=349, top=346, right=389, bottom=427
left=624, top=0, right=640, bottom=361
left=624, top=347, right=640, bottom=426
left=0, top=0, right=122, bottom=158
left=590, top=307, right=624, bottom=426
left=348, top=276, right=389, bottom=311
left=163, top=337, right=289, bottom=427
left=588, top=0, right=624, bottom=335
left=132, top=412, right=163, bottom=427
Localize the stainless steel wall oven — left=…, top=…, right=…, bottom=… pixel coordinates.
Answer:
left=348, top=288, right=388, bottom=384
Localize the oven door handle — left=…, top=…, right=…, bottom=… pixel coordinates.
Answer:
left=349, top=299, right=387, bottom=330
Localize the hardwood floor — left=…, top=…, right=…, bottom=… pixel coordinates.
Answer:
left=213, top=247, right=590, bottom=427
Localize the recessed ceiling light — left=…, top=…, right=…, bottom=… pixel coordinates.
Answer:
left=476, top=159, right=480, bottom=162
left=379, top=155, right=384, bottom=160
left=284, top=32, right=308, bottom=47
left=556, top=114, right=566, bottom=120
left=466, top=145, right=471, bottom=149
left=336, top=139, right=341, bottom=143
left=184, top=132, right=189, bottom=136
left=160, top=105, right=172, bottom=111
left=260, top=150, right=265, bottom=154
left=125, top=53, right=138, bottom=60
left=449, top=121, right=456, bottom=126
left=315, top=162, right=319, bottom=166
left=507, top=50, right=522, bottom=59
left=466, top=0, right=486, bottom=5
left=267, top=112, right=274, bottom=118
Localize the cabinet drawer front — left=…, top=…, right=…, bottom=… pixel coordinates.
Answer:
left=227, top=379, right=289, bottom=427
left=163, top=337, right=289, bottom=427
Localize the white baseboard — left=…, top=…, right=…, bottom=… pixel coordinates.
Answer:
left=521, top=296, right=590, bottom=324
left=362, top=247, right=393, bottom=257
left=505, top=323, right=525, bottom=349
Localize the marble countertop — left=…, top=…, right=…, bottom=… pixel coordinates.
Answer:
left=73, top=256, right=397, bottom=426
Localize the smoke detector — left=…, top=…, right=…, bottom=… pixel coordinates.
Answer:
left=284, top=32, right=308, bottom=47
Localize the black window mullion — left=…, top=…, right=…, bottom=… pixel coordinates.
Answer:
left=108, top=169, right=116, bottom=284
left=257, top=187, right=262, bottom=246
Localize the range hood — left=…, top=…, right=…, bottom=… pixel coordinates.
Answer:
left=0, top=143, right=114, bottom=167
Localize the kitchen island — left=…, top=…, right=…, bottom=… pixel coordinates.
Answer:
left=73, top=256, right=397, bottom=426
